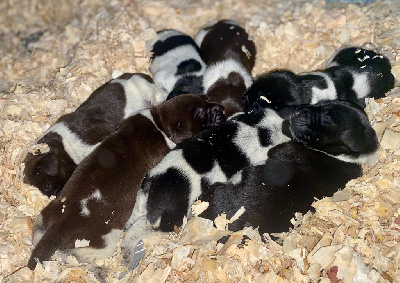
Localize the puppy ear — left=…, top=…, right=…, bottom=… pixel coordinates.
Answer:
left=339, top=126, right=378, bottom=154
left=37, top=154, right=59, bottom=177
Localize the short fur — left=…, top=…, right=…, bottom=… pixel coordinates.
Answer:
left=23, top=73, right=164, bottom=197
left=122, top=100, right=378, bottom=262
left=197, top=20, right=257, bottom=116
left=195, top=19, right=256, bottom=71
left=200, top=101, right=379, bottom=234
left=243, top=47, right=395, bottom=112
left=149, top=29, right=206, bottom=99
left=27, top=94, right=226, bottom=270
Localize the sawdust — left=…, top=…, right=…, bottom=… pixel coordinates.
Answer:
left=1, top=0, right=399, bottom=282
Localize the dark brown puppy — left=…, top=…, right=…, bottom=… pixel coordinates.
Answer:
left=27, top=94, right=225, bottom=270
left=195, top=20, right=256, bottom=116
left=23, top=73, right=165, bottom=197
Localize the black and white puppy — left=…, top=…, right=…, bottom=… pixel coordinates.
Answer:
left=196, top=20, right=256, bottom=116
left=23, top=73, right=165, bottom=197
left=243, top=47, right=395, bottom=111
left=27, top=94, right=226, bottom=270
left=121, top=100, right=378, bottom=262
left=149, top=29, right=206, bottom=99
left=200, top=100, right=379, bottom=234
left=121, top=105, right=290, bottom=263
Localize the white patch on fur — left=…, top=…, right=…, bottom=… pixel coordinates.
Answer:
left=112, top=75, right=165, bottom=119
left=328, top=149, right=379, bottom=166
left=146, top=30, right=184, bottom=50
left=151, top=45, right=206, bottom=94
left=233, top=109, right=290, bottom=165
left=230, top=170, right=242, bottom=185
left=80, top=189, right=103, bottom=217
left=32, top=214, right=45, bottom=247
left=148, top=149, right=203, bottom=206
left=194, top=28, right=209, bottom=47
left=204, top=162, right=229, bottom=185
left=45, top=122, right=100, bottom=164
left=203, top=59, right=253, bottom=93
left=140, top=110, right=176, bottom=149
left=303, top=72, right=337, bottom=104
left=71, top=229, right=123, bottom=262
left=124, top=190, right=149, bottom=230
left=351, top=72, right=370, bottom=98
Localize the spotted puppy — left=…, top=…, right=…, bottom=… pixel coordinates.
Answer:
left=27, top=94, right=225, bottom=270
left=23, top=73, right=165, bottom=197
left=200, top=100, right=379, bottom=234
left=149, top=29, right=206, bottom=99
left=196, top=20, right=256, bottom=116
left=121, top=106, right=291, bottom=263
left=243, top=47, right=395, bottom=111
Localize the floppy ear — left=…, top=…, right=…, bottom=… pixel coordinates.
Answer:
left=339, top=126, right=378, bottom=154
left=37, top=154, right=59, bottom=177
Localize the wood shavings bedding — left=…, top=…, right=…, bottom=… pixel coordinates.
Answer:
left=1, top=0, right=399, bottom=282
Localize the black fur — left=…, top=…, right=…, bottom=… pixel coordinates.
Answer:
left=243, top=47, right=395, bottom=112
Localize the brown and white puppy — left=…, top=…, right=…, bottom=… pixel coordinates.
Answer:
left=23, top=73, right=165, bottom=197
left=195, top=20, right=257, bottom=116
left=27, top=94, right=226, bottom=270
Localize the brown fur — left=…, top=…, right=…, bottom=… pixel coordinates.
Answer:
left=23, top=73, right=161, bottom=197
left=28, top=94, right=225, bottom=270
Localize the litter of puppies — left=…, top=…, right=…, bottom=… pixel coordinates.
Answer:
left=1, top=0, right=400, bottom=282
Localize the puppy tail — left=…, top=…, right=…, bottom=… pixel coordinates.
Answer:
left=27, top=227, right=64, bottom=270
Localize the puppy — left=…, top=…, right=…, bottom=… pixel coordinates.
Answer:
left=149, top=29, right=206, bottom=99
left=200, top=101, right=379, bottom=234
left=121, top=105, right=291, bottom=263
left=325, top=46, right=395, bottom=100
left=196, top=20, right=256, bottom=116
left=27, top=94, right=225, bottom=270
left=23, top=73, right=165, bottom=197
left=243, top=47, right=395, bottom=111
left=121, top=100, right=378, bottom=263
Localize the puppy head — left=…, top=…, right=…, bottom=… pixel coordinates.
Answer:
left=288, top=100, right=378, bottom=161
left=154, top=94, right=226, bottom=143
left=243, top=70, right=300, bottom=113
left=23, top=150, right=74, bottom=197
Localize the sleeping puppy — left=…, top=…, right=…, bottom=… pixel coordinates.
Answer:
left=23, top=73, right=165, bottom=197
left=148, top=29, right=206, bottom=99
left=325, top=46, right=395, bottom=100
left=121, top=104, right=291, bottom=263
left=196, top=20, right=256, bottom=116
left=200, top=101, right=379, bottom=234
left=243, top=47, right=395, bottom=111
left=121, top=100, right=378, bottom=264
left=27, top=94, right=226, bottom=270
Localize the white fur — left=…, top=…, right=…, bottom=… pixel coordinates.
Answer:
left=194, top=28, right=208, bottom=47
left=146, top=30, right=185, bottom=50
left=140, top=110, right=176, bottom=150
left=151, top=45, right=206, bottom=94
left=45, top=122, right=100, bottom=164
left=195, top=20, right=241, bottom=47
left=80, top=189, right=103, bottom=217
left=32, top=214, right=44, bottom=247
left=112, top=75, right=165, bottom=119
left=300, top=72, right=337, bottom=104
left=351, top=72, right=370, bottom=99
left=71, top=228, right=123, bottom=262
left=233, top=111, right=290, bottom=166
left=203, top=59, right=253, bottom=93
left=230, top=170, right=243, bottom=185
